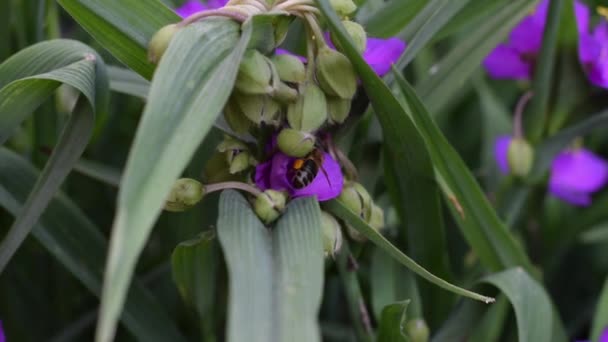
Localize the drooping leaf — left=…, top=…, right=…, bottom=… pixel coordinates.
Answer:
left=392, top=70, right=535, bottom=273
left=0, top=147, right=186, bottom=342
left=217, top=190, right=324, bottom=342
left=377, top=300, right=410, bottom=342
left=325, top=199, right=494, bottom=304
left=58, top=0, right=179, bottom=79
left=108, top=65, right=150, bottom=99
left=95, top=18, right=251, bottom=342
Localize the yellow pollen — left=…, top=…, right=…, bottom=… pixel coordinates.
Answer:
left=598, top=6, right=608, bottom=20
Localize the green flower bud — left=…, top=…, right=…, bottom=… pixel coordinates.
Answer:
left=218, top=136, right=252, bottom=174
left=271, top=81, right=299, bottom=103
left=224, top=98, right=253, bottom=134
left=508, top=137, right=534, bottom=177
left=203, top=153, right=242, bottom=183
left=254, top=189, right=287, bottom=224
left=330, top=0, right=357, bottom=17
left=164, top=178, right=205, bottom=212
left=217, top=135, right=248, bottom=153
left=327, top=97, right=351, bottom=124
left=287, top=83, right=327, bottom=132
left=148, top=24, right=180, bottom=64
left=235, top=50, right=273, bottom=94
left=316, top=47, right=357, bottom=100
left=338, top=182, right=373, bottom=221
left=321, top=211, right=343, bottom=257
left=277, top=128, right=316, bottom=157
left=346, top=225, right=366, bottom=242
left=368, top=204, right=385, bottom=231
left=234, top=93, right=281, bottom=125
left=271, top=54, right=306, bottom=83
left=406, top=319, right=430, bottom=342
left=331, top=21, right=367, bottom=54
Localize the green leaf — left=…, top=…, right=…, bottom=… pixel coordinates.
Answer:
left=108, top=65, right=150, bottom=99
left=58, top=0, right=179, bottom=79
left=171, top=231, right=218, bottom=321
left=392, top=0, right=471, bottom=70
left=0, top=147, right=186, bottom=342
left=95, top=19, right=250, bottom=342
left=74, top=158, right=122, bottom=187
left=316, top=0, right=454, bottom=319
left=325, top=199, right=494, bottom=304
left=0, top=40, right=108, bottom=273
left=481, top=268, right=566, bottom=342
left=530, top=110, right=608, bottom=181
left=360, top=0, right=427, bottom=38
left=377, top=300, right=410, bottom=342
left=524, top=0, right=565, bottom=143
left=415, top=0, right=537, bottom=114
left=469, top=296, right=510, bottom=342
left=392, top=71, right=535, bottom=273
left=591, top=277, right=608, bottom=342
left=217, top=190, right=324, bottom=342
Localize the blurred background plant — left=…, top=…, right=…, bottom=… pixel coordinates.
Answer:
left=0, top=0, right=608, bottom=341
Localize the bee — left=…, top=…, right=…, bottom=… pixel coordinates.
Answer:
left=287, top=149, right=332, bottom=189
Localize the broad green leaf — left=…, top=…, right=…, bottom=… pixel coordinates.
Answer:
left=469, top=296, right=509, bottom=342
left=431, top=301, right=484, bottom=342
left=217, top=190, right=324, bottom=342
left=371, top=248, right=422, bottom=321
left=524, top=0, right=565, bottom=143
left=392, top=0, right=471, bottom=71
left=171, top=231, right=217, bottom=321
left=377, top=301, right=410, bottom=342
left=96, top=19, right=250, bottom=342
left=591, top=277, right=608, bottom=342
left=108, top=65, right=150, bottom=99
left=481, top=268, right=566, bottom=342
left=74, top=158, right=122, bottom=187
left=58, top=0, right=179, bottom=79
left=0, top=39, right=107, bottom=143
left=325, top=199, right=494, bottom=304
left=415, top=0, right=538, bottom=114
left=580, top=223, right=608, bottom=244
left=360, top=0, right=427, bottom=38
left=0, top=147, right=186, bottom=342
left=393, top=71, right=535, bottom=273
left=530, top=110, right=608, bottom=181
left=316, top=0, right=454, bottom=318
left=0, top=40, right=108, bottom=273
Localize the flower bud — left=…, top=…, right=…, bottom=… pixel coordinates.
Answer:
left=331, top=21, right=367, bottom=54
left=224, top=99, right=253, bottom=134
left=271, top=54, right=306, bottom=83
left=235, top=50, right=273, bottom=94
left=164, top=178, right=205, bottom=212
left=270, top=81, right=299, bottom=103
left=287, top=83, right=328, bottom=132
left=277, top=128, right=316, bottom=157
left=218, top=136, right=252, bottom=174
left=338, top=182, right=372, bottom=221
left=203, top=153, right=241, bottom=183
left=405, top=319, right=430, bottom=342
left=234, top=93, right=281, bottom=126
left=148, top=24, right=180, bottom=64
left=330, top=0, right=357, bottom=17
left=507, top=137, right=534, bottom=177
left=368, top=204, right=385, bottom=231
left=321, top=211, right=343, bottom=257
left=254, top=189, right=287, bottom=224
left=316, top=47, right=357, bottom=100
left=346, top=225, right=366, bottom=242
left=327, top=97, right=351, bottom=124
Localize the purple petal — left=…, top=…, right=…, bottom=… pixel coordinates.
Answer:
left=175, top=0, right=207, bottom=17
left=206, top=0, right=228, bottom=9
left=484, top=44, right=531, bottom=80
left=0, top=321, right=4, bottom=342
left=268, top=152, right=344, bottom=201
left=600, top=327, right=608, bottom=342
left=509, top=16, right=544, bottom=55
left=275, top=48, right=307, bottom=63
left=254, top=159, right=273, bottom=190
left=494, top=135, right=513, bottom=174
left=363, top=37, right=406, bottom=76
left=548, top=149, right=608, bottom=206
left=574, top=0, right=590, bottom=34
left=594, top=21, right=608, bottom=42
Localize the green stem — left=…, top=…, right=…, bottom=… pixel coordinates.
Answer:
left=178, top=8, right=249, bottom=27
left=204, top=181, right=262, bottom=197
left=303, top=13, right=327, bottom=50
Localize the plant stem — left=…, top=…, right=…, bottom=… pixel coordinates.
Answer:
left=513, top=91, right=534, bottom=138
left=178, top=8, right=248, bottom=27
left=204, top=181, right=263, bottom=197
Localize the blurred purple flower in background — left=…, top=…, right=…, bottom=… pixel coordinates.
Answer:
left=255, top=151, right=344, bottom=201
left=175, top=0, right=228, bottom=17
left=576, top=3, right=608, bottom=88
left=494, top=136, right=608, bottom=206
left=0, top=320, right=5, bottom=342
left=578, top=326, right=608, bottom=342
left=363, top=37, right=406, bottom=76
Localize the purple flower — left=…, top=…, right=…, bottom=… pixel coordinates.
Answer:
left=494, top=135, right=513, bottom=174
left=0, top=320, right=5, bottom=342
left=577, top=326, right=608, bottom=342
left=576, top=2, right=608, bottom=88
left=254, top=150, right=344, bottom=201
left=175, top=0, right=227, bottom=17
left=483, top=0, right=549, bottom=80
left=548, top=148, right=608, bottom=206
left=362, top=37, right=406, bottom=76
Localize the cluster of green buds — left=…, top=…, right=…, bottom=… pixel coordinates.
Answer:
left=338, top=181, right=385, bottom=241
